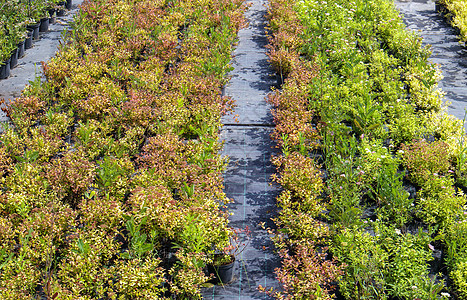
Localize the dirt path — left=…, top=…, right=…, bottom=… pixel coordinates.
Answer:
left=202, top=0, right=280, bottom=298
left=395, top=0, right=467, bottom=120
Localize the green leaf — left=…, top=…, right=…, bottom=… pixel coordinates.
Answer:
left=140, top=243, right=153, bottom=253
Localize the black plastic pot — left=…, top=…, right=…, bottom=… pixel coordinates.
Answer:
left=0, top=58, right=11, bottom=80
left=25, top=29, right=33, bottom=49
left=66, top=0, right=72, bottom=9
left=10, top=48, right=18, bottom=69
left=48, top=8, right=56, bottom=24
left=56, top=7, right=66, bottom=16
left=434, top=0, right=442, bottom=13
left=207, top=255, right=235, bottom=285
left=27, top=23, right=40, bottom=40
left=39, top=17, right=49, bottom=32
left=17, top=40, right=25, bottom=59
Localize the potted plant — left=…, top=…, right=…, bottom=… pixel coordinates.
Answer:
left=25, top=0, right=48, bottom=35
left=0, top=57, right=11, bottom=80
left=208, top=227, right=250, bottom=285
left=39, top=15, right=49, bottom=32
left=0, top=32, right=16, bottom=79
left=46, top=0, right=60, bottom=23
left=0, top=0, right=27, bottom=61
left=25, top=28, right=33, bottom=49
left=55, top=0, right=65, bottom=15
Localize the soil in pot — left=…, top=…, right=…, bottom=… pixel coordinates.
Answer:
left=0, top=59, right=11, bottom=80
left=25, top=29, right=33, bottom=49
left=207, top=255, right=236, bottom=285
left=10, top=49, right=18, bottom=69
left=39, top=18, right=50, bottom=32
left=17, top=40, right=25, bottom=58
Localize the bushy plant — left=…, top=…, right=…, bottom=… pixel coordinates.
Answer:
left=381, top=227, right=444, bottom=300
left=4, top=95, right=46, bottom=131
left=45, top=150, right=96, bottom=206
left=333, top=228, right=389, bottom=300
left=333, top=224, right=445, bottom=300
left=271, top=153, right=324, bottom=215
left=260, top=240, right=343, bottom=300
left=0, top=0, right=28, bottom=62
left=416, top=176, right=465, bottom=226
left=110, top=257, right=167, bottom=299
left=401, top=139, right=451, bottom=186
left=444, top=219, right=467, bottom=298
left=78, top=193, right=123, bottom=232
left=56, top=230, right=119, bottom=297
left=169, top=246, right=212, bottom=299
left=126, top=185, right=184, bottom=241
left=274, top=190, right=330, bottom=241
left=451, top=263, right=467, bottom=299
left=438, top=0, right=467, bottom=43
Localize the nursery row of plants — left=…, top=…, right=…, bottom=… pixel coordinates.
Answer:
left=263, top=0, right=467, bottom=298
left=0, top=0, right=248, bottom=298
left=0, top=0, right=70, bottom=74
left=437, top=0, right=467, bottom=43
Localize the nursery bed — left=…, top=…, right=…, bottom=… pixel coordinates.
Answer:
left=394, top=0, right=467, bottom=121
left=264, top=0, right=467, bottom=298
left=0, top=0, right=250, bottom=298
left=0, top=0, right=82, bottom=123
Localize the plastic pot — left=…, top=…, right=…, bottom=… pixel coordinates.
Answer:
left=66, top=0, right=72, bottom=9
left=207, top=255, right=235, bottom=285
left=56, top=8, right=66, bottom=16
left=25, top=29, right=33, bottom=49
left=17, top=40, right=25, bottom=59
left=48, top=8, right=56, bottom=24
left=9, top=48, right=18, bottom=69
left=434, top=0, right=442, bottom=13
left=39, top=17, right=49, bottom=32
left=0, top=58, right=11, bottom=80
left=27, top=23, right=40, bottom=40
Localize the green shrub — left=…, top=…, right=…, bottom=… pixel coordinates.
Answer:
left=416, top=176, right=465, bottom=226
left=333, top=228, right=389, bottom=300
left=110, top=258, right=167, bottom=299
left=57, top=230, right=119, bottom=297
left=401, top=139, right=451, bottom=186
left=445, top=220, right=467, bottom=298
left=271, top=153, right=324, bottom=216
left=438, top=0, right=467, bottom=43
